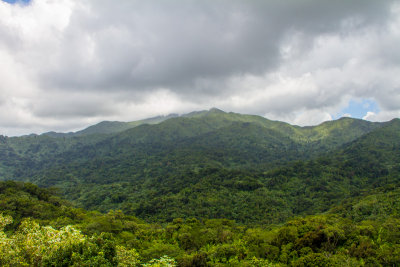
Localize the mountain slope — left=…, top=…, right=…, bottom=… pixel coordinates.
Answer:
left=43, top=114, right=179, bottom=137
left=11, top=109, right=383, bottom=183
left=1, top=180, right=399, bottom=266
left=0, top=109, right=395, bottom=224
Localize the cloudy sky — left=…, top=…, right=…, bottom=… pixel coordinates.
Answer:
left=1, top=0, right=399, bottom=136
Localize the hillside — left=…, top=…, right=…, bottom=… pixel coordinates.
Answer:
left=1, top=110, right=399, bottom=265
left=1, top=109, right=396, bottom=225
left=43, top=113, right=180, bottom=137
left=0, top=181, right=399, bottom=266
left=1, top=109, right=384, bottom=164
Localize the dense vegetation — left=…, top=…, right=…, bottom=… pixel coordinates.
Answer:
left=1, top=181, right=399, bottom=266
left=0, top=109, right=399, bottom=265
left=0, top=110, right=390, bottom=220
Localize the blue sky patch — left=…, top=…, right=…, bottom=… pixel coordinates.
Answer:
left=2, top=0, right=30, bottom=4
left=335, top=99, right=380, bottom=120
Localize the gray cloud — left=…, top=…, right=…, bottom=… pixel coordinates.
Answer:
left=0, top=0, right=399, bottom=135
left=39, top=0, right=395, bottom=93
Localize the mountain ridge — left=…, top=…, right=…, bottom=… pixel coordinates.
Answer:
left=30, top=108, right=388, bottom=139
left=1, top=108, right=397, bottom=225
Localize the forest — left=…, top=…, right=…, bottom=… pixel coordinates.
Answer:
left=0, top=109, right=399, bottom=266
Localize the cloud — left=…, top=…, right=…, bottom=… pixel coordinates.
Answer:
left=363, top=110, right=400, bottom=122
left=0, top=0, right=399, bottom=135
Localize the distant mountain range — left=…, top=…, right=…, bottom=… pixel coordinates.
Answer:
left=42, top=113, right=181, bottom=137
left=39, top=107, right=385, bottom=140
left=0, top=108, right=399, bottom=224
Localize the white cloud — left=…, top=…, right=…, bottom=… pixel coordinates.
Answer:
left=363, top=111, right=376, bottom=120
left=0, top=0, right=399, bottom=135
left=363, top=110, right=400, bottom=122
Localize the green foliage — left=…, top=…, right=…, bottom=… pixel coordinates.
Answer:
left=142, top=256, right=177, bottom=267
left=1, top=110, right=394, bottom=225
left=1, top=110, right=400, bottom=265
left=0, top=213, right=140, bottom=266
left=1, top=179, right=400, bottom=266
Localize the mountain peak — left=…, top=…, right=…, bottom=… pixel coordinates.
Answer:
left=208, top=107, right=225, bottom=113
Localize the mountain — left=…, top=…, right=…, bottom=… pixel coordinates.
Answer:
left=1, top=108, right=384, bottom=182
left=107, top=118, right=399, bottom=223
left=1, top=109, right=400, bottom=265
left=42, top=113, right=180, bottom=137
left=1, top=109, right=396, bottom=225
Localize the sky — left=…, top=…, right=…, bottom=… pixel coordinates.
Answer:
left=0, top=0, right=399, bottom=136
